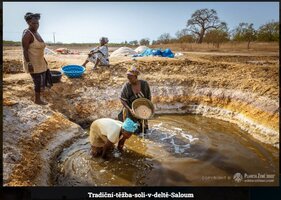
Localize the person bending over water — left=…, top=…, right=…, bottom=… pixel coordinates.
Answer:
left=89, top=118, right=139, bottom=159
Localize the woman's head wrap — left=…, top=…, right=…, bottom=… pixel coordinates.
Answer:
left=122, top=118, right=139, bottom=133
left=126, top=66, right=140, bottom=76
left=24, top=12, right=41, bottom=22
left=100, top=37, right=109, bottom=44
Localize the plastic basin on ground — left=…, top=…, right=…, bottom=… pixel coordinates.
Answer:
left=61, top=65, right=85, bottom=78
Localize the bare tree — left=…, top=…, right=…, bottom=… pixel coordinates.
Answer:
left=175, top=28, right=189, bottom=39
left=158, top=33, right=172, bottom=44
left=175, top=29, right=194, bottom=43
left=139, top=38, right=150, bottom=46
left=186, top=8, right=226, bottom=43
left=151, top=40, right=158, bottom=45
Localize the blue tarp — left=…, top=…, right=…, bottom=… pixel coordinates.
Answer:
left=133, top=48, right=174, bottom=58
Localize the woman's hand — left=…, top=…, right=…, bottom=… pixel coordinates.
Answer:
left=89, top=50, right=97, bottom=56
left=117, top=137, right=126, bottom=152
left=101, top=140, right=113, bottom=159
left=130, top=109, right=137, bottom=117
left=117, top=144, right=124, bottom=152
left=28, top=63, right=34, bottom=73
left=101, top=154, right=108, bottom=160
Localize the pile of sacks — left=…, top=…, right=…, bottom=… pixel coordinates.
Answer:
left=133, top=48, right=174, bottom=58
left=110, top=46, right=174, bottom=58
left=134, top=46, right=149, bottom=54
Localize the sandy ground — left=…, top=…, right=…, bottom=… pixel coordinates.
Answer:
left=2, top=45, right=279, bottom=186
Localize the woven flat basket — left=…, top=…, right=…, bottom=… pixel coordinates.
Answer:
left=132, top=98, right=155, bottom=120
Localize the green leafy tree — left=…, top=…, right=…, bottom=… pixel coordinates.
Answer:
left=257, top=21, right=279, bottom=42
left=233, top=23, right=257, bottom=49
left=186, top=8, right=226, bottom=43
left=204, top=25, right=229, bottom=48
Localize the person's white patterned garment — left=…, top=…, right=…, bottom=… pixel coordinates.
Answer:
left=87, top=45, right=109, bottom=66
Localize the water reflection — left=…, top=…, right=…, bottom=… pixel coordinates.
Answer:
left=54, top=114, right=279, bottom=186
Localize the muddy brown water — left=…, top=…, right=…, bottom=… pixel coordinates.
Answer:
left=54, top=114, right=279, bottom=186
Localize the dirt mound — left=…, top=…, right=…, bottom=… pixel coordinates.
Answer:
left=3, top=59, right=24, bottom=74
left=110, top=47, right=137, bottom=57
left=201, top=55, right=279, bottom=64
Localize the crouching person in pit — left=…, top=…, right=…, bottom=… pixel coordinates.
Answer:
left=89, top=117, right=139, bottom=159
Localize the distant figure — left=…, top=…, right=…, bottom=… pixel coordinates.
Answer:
left=89, top=118, right=139, bottom=159
left=22, top=12, right=52, bottom=105
left=119, top=66, right=151, bottom=134
left=82, top=37, right=109, bottom=70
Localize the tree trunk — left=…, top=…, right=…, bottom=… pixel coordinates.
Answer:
left=247, top=41, right=250, bottom=49
left=198, top=35, right=204, bottom=43
left=197, top=29, right=205, bottom=43
left=216, top=42, right=220, bottom=48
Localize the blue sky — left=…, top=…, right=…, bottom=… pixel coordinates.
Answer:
left=3, top=2, right=279, bottom=43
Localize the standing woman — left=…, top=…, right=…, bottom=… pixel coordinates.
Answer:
left=119, top=66, right=152, bottom=134
left=22, top=12, right=51, bottom=105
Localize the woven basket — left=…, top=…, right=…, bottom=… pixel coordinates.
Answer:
left=132, top=98, right=155, bottom=120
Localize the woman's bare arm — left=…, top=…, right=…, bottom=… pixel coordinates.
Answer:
left=22, top=32, right=34, bottom=73
left=101, top=139, right=113, bottom=159
left=120, top=98, right=134, bottom=114
left=22, top=32, right=32, bottom=63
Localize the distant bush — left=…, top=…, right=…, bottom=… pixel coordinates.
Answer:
left=3, top=41, right=21, bottom=46
left=139, top=38, right=150, bottom=46
left=129, top=40, right=138, bottom=46
left=257, top=21, right=279, bottom=42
